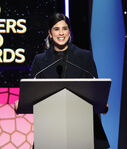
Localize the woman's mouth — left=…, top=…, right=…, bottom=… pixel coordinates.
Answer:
left=57, top=37, right=65, bottom=41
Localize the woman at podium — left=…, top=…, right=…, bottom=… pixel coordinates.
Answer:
left=31, top=13, right=110, bottom=149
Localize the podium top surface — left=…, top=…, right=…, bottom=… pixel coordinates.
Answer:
left=17, top=78, right=111, bottom=114
left=21, top=78, right=111, bottom=82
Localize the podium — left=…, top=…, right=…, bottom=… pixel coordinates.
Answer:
left=17, top=78, right=111, bottom=149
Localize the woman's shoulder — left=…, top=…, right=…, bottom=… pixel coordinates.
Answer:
left=33, top=49, right=50, bottom=62
left=69, top=43, right=92, bottom=56
left=34, top=51, right=46, bottom=59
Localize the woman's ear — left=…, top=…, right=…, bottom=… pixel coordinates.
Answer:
left=48, top=30, right=52, bottom=38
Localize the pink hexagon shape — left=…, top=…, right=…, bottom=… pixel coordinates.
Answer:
left=0, top=128, right=2, bottom=133
left=0, top=88, right=8, bottom=92
left=0, top=93, right=8, bottom=104
left=0, top=119, right=15, bottom=133
left=27, top=132, right=34, bottom=144
left=11, top=131, right=25, bottom=147
left=32, top=125, right=34, bottom=132
left=9, top=94, right=19, bottom=104
left=24, top=114, right=34, bottom=123
left=9, top=88, right=20, bottom=95
left=2, top=143, right=16, bottom=149
left=0, top=104, right=15, bottom=119
left=16, top=118, right=31, bottom=134
left=19, top=142, right=31, bottom=149
left=0, top=132, right=10, bottom=146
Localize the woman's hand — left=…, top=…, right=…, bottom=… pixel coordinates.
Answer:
left=103, top=104, right=109, bottom=114
left=14, top=100, right=19, bottom=110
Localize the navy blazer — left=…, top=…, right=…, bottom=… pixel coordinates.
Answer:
left=31, top=43, right=98, bottom=78
left=31, top=43, right=110, bottom=149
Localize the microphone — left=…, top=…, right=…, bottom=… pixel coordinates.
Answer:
left=56, top=65, right=63, bottom=78
left=34, top=58, right=62, bottom=78
left=65, top=59, right=96, bottom=78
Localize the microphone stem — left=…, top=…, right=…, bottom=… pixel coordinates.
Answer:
left=66, top=60, right=95, bottom=78
left=34, top=58, right=62, bottom=78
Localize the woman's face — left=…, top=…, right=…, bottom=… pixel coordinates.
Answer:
left=49, top=20, right=70, bottom=51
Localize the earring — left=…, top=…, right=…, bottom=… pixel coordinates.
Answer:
left=69, top=35, right=71, bottom=43
left=45, top=35, right=50, bottom=49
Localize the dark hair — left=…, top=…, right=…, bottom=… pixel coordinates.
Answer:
left=48, top=13, right=71, bottom=31
left=45, top=13, right=71, bottom=49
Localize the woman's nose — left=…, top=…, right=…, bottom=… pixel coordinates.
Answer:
left=59, top=29, right=64, bottom=35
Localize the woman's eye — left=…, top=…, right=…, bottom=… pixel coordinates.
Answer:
left=54, top=28, right=59, bottom=31
left=63, top=27, right=68, bottom=30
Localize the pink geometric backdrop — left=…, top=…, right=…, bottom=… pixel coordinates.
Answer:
left=0, top=88, right=34, bottom=149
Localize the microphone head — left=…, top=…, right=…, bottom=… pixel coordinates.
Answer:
left=56, top=65, right=63, bottom=78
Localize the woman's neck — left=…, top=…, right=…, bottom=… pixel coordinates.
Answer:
left=54, top=44, right=68, bottom=52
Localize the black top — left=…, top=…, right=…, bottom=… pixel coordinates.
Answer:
left=31, top=43, right=98, bottom=79
left=53, top=49, right=69, bottom=78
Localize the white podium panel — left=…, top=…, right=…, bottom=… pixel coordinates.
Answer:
left=34, top=89, right=94, bottom=149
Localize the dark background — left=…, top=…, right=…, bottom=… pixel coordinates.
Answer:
left=0, top=0, right=92, bottom=87
left=0, top=0, right=56, bottom=86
